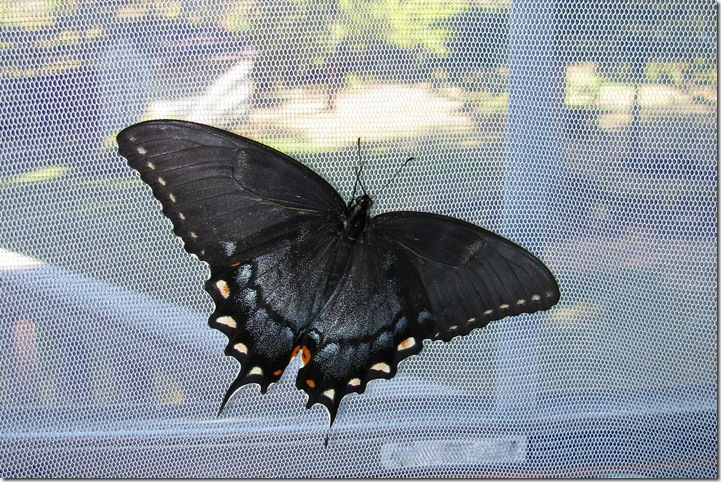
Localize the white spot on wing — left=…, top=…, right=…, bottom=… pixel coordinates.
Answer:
left=500, top=303, right=510, bottom=309
left=137, top=146, right=147, bottom=155
left=397, top=337, right=416, bottom=351
left=483, top=309, right=493, bottom=315
left=157, top=177, right=166, bottom=186
left=531, top=294, right=541, bottom=301
left=249, top=366, right=263, bottom=376
left=467, top=317, right=476, bottom=324
left=215, top=280, right=230, bottom=299
left=517, top=299, right=526, bottom=305
left=168, top=193, right=176, bottom=203
left=233, top=342, right=247, bottom=355
left=189, top=231, right=198, bottom=239
left=178, top=212, right=186, bottom=220
left=146, top=161, right=155, bottom=169
left=216, top=316, right=236, bottom=329
left=322, top=389, right=335, bottom=401
left=370, top=362, right=391, bottom=374
left=348, top=378, right=361, bottom=387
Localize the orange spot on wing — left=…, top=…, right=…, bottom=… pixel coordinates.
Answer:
left=300, top=346, right=311, bottom=366
left=273, top=369, right=283, bottom=376
left=305, top=379, right=316, bottom=388
left=290, top=345, right=300, bottom=359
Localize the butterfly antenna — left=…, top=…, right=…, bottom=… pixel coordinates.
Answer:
left=357, top=137, right=368, bottom=195
left=377, top=156, right=416, bottom=197
left=350, top=166, right=360, bottom=204
left=350, top=137, right=367, bottom=205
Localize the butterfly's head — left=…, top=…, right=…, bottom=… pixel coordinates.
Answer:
left=354, top=194, right=372, bottom=212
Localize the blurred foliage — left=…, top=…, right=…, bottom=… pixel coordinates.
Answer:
left=0, top=0, right=715, bottom=115
left=338, top=0, right=468, bottom=55
left=242, top=0, right=342, bottom=100
left=0, top=0, right=59, bottom=29
left=559, top=0, right=717, bottom=80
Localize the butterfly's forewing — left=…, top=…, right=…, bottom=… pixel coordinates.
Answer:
left=118, top=120, right=348, bottom=408
left=117, top=120, right=345, bottom=266
left=373, top=211, right=560, bottom=341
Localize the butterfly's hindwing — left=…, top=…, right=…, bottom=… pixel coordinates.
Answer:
left=205, top=222, right=341, bottom=407
left=295, top=237, right=429, bottom=422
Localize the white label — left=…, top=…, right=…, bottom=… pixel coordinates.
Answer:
left=380, top=437, right=527, bottom=469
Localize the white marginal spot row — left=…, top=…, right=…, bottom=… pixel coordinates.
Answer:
left=347, top=378, right=361, bottom=388
left=322, top=389, right=335, bottom=401
left=249, top=366, right=263, bottom=376
left=477, top=292, right=549, bottom=321
left=137, top=146, right=147, bottom=155
left=157, top=177, right=166, bottom=186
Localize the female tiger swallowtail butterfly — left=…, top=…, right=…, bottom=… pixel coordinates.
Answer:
left=117, top=119, right=560, bottom=426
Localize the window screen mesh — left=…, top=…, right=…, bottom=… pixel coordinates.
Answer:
left=0, top=0, right=716, bottom=477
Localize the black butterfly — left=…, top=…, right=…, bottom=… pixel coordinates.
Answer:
left=117, top=120, right=560, bottom=426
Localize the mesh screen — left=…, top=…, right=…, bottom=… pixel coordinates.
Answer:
left=0, top=0, right=716, bottom=477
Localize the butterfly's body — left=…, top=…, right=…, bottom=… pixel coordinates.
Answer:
left=118, top=120, right=560, bottom=425
left=342, top=195, right=372, bottom=241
